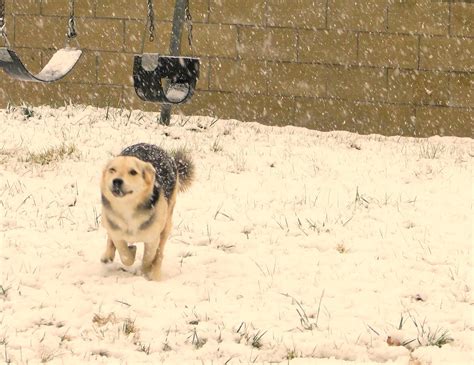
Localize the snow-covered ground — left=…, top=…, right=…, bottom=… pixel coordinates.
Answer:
left=0, top=106, right=472, bottom=364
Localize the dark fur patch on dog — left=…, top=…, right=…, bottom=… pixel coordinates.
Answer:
left=106, top=217, right=121, bottom=231
left=138, top=212, right=157, bottom=231
left=101, top=194, right=112, bottom=209
left=120, top=143, right=177, bottom=200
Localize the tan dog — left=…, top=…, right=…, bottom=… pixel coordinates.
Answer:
left=100, top=143, right=194, bottom=280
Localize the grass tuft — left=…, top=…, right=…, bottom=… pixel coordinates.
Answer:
left=137, top=342, right=151, bottom=355
left=211, top=137, right=223, bottom=152
left=0, top=285, right=10, bottom=299
left=189, top=328, right=207, bottom=349
left=411, top=316, right=454, bottom=348
left=92, top=313, right=117, bottom=326
left=21, top=105, right=35, bottom=119
left=235, top=322, right=267, bottom=349
left=336, top=243, right=349, bottom=254
left=282, top=291, right=325, bottom=331
left=122, top=318, right=138, bottom=336
left=419, top=142, right=445, bottom=159
left=24, top=143, right=78, bottom=165
left=249, top=330, right=266, bottom=349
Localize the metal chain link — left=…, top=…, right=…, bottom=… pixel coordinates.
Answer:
left=147, top=0, right=155, bottom=42
left=0, top=0, right=9, bottom=45
left=185, top=0, right=193, bottom=48
left=67, top=0, right=77, bottom=39
left=0, top=0, right=5, bottom=25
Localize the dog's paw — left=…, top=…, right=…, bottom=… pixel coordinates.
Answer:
left=100, top=253, right=115, bottom=264
left=120, top=245, right=137, bottom=266
left=146, top=264, right=162, bottom=281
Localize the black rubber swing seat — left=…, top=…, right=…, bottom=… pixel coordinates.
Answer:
left=0, top=47, right=82, bottom=83
left=133, top=54, right=199, bottom=104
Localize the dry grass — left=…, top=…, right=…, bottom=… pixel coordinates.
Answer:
left=24, top=143, right=78, bottom=165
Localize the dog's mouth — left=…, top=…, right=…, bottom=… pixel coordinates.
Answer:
left=111, top=187, right=133, bottom=197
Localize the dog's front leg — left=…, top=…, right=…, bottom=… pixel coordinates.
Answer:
left=114, top=239, right=137, bottom=266
left=142, top=241, right=159, bottom=276
left=101, top=238, right=116, bottom=263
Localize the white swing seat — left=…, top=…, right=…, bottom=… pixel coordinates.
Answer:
left=0, top=47, right=82, bottom=83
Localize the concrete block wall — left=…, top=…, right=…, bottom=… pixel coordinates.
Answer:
left=0, top=0, right=472, bottom=137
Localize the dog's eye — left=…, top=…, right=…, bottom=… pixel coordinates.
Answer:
left=109, top=168, right=116, bottom=173
left=129, top=169, right=138, bottom=176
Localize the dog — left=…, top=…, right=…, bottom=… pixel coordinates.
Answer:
left=100, top=143, right=194, bottom=280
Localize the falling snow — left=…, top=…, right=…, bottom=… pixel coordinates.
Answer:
left=0, top=106, right=472, bottom=364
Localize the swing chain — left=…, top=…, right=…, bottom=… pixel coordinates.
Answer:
left=147, top=0, right=155, bottom=42
left=0, top=0, right=4, bottom=28
left=185, top=0, right=193, bottom=47
left=0, top=0, right=9, bottom=45
left=67, top=0, right=77, bottom=40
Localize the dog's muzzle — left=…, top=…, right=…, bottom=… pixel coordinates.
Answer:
left=111, top=178, right=131, bottom=197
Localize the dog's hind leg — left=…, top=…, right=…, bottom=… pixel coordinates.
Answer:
left=114, top=239, right=137, bottom=266
left=101, top=238, right=116, bottom=263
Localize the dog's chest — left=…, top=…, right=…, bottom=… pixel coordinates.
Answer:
left=106, top=208, right=155, bottom=241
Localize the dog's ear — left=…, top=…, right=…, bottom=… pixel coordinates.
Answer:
left=142, top=162, right=156, bottom=185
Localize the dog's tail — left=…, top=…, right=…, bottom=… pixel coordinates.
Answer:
left=171, top=148, right=194, bottom=192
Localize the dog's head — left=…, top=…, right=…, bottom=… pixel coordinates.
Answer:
left=101, top=156, right=156, bottom=201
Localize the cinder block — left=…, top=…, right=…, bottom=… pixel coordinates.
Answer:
left=235, top=94, right=295, bottom=126
left=194, top=57, right=209, bottom=91
left=96, top=0, right=145, bottom=19
left=451, top=3, right=473, bottom=37
left=294, top=98, right=415, bottom=136
left=178, top=91, right=247, bottom=120
left=14, top=16, right=65, bottom=48
left=153, top=0, right=208, bottom=22
left=58, top=83, right=123, bottom=107
left=239, top=27, right=297, bottom=62
left=268, top=62, right=326, bottom=97
left=41, top=0, right=95, bottom=17
left=185, top=0, right=209, bottom=23
left=420, top=36, right=473, bottom=72
left=359, top=33, right=418, bottom=69
left=75, top=18, right=124, bottom=51
left=210, top=0, right=265, bottom=26
left=328, top=0, right=386, bottom=32
left=388, top=0, right=449, bottom=35
left=293, top=98, right=341, bottom=131
left=326, top=66, right=387, bottom=102
left=2, top=0, right=14, bottom=15
left=123, top=20, right=171, bottom=53
left=181, top=23, right=238, bottom=58
left=176, top=90, right=225, bottom=118
left=12, top=0, right=40, bottom=15
left=0, top=81, right=65, bottom=107
left=415, top=106, right=472, bottom=137
left=210, top=58, right=268, bottom=94
left=97, top=52, right=132, bottom=85
left=12, top=48, right=43, bottom=73
left=267, top=0, right=326, bottom=29
left=180, top=91, right=295, bottom=125
left=388, top=69, right=450, bottom=105
left=353, top=102, right=415, bottom=136
left=122, top=86, right=161, bottom=112
left=449, top=73, right=473, bottom=108
left=299, top=30, right=357, bottom=65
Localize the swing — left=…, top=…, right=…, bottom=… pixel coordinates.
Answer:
left=0, top=0, right=82, bottom=83
left=133, top=0, right=199, bottom=105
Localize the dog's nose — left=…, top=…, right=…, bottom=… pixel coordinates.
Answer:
left=112, top=178, right=123, bottom=188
